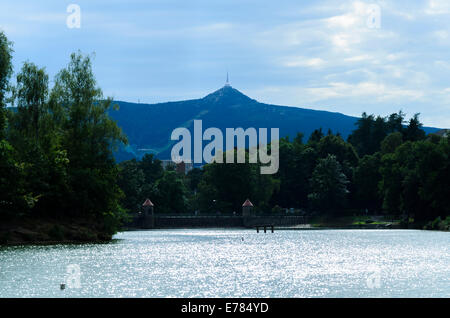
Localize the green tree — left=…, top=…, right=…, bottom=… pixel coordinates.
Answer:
left=13, top=62, right=49, bottom=142
left=380, top=132, right=403, bottom=154
left=7, top=62, right=75, bottom=218
left=0, top=140, right=27, bottom=217
left=0, top=32, right=24, bottom=218
left=308, top=154, right=349, bottom=214
left=197, top=150, right=278, bottom=214
left=0, top=31, right=13, bottom=138
left=348, top=112, right=375, bottom=156
left=139, top=153, right=163, bottom=185
left=271, top=136, right=316, bottom=209
left=154, top=170, right=187, bottom=214
left=348, top=111, right=407, bottom=157
left=379, top=152, right=403, bottom=216
left=270, top=137, right=297, bottom=208
left=308, top=128, right=324, bottom=145
left=348, top=113, right=390, bottom=156
left=117, top=159, right=146, bottom=213
left=378, top=138, right=450, bottom=222
left=7, top=63, right=50, bottom=194
left=386, top=111, right=405, bottom=134
left=317, top=134, right=359, bottom=167
left=187, top=167, right=203, bottom=192
left=403, top=113, right=425, bottom=142
left=49, top=52, right=128, bottom=234
left=353, top=154, right=382, bottom=212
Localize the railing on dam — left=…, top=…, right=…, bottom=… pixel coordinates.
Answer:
left=131, top=214, right=308, bottom=229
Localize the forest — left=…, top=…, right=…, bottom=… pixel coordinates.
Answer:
left=118, top=112, right=450, bottom=230
left=1, top=31, right=449, bottom=243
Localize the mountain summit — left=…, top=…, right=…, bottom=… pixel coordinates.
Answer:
left=202, top=85, right=256, bottom=105
left=109, top=86, right=439, bottom=161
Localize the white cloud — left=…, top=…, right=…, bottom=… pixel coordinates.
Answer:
left=433, top=30, right=449, bottom=39
left=94, top=20, right=237, bottom=39
left=304, top=81, right=424, bottom=102
left=2, top=0, right=450, bottom=127
left=435, top=60, right=450, bottom=69
left=426, top=0, right=450, bottom=15
left=282, top=57, right=326, bottom=68
left=326, top=13, right=360, bottom=29
left=343, top=54, right=372, bottom=62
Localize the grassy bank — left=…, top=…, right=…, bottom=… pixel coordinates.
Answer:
left=0, top=216, right=115, bottom=245
left=309, top=215, right=450, bottom=231
left=309, top=215, right=401, bottom=229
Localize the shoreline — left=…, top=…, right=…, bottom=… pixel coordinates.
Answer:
left=2, top=219, right=446, bottom=247
left=0, top=216, right=114, bottom=246
left=1, top=227, right=445, bottom=247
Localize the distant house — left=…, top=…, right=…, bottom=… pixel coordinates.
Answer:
left=434, top=129, right=449, bottom=138
left=161, top=159, right=193, bottom=175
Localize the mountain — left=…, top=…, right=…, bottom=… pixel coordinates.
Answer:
left=109, top=85, right=440, bottom=161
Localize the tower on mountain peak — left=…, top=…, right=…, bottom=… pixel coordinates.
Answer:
left=225, top=72, right=231, bottom=87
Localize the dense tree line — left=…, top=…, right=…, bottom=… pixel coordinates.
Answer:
left=0, top=32, right=127, bottom=237
left=1, top=30, right=448, bottom=237
left=118, top=110, right=449, bottom=228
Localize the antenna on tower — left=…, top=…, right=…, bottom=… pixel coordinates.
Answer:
left=225, top=71, right=230, bottom=87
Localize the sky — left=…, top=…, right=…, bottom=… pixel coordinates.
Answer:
left=1, top=0, right=449, bottom=128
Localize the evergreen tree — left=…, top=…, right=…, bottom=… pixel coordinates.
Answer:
left=308, top=154, right=349, bottom=214
left=404, top=113, right=426, bottom=142
left=353, top=154, right=382, bottom=212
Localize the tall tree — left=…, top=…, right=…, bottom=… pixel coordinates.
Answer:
left=140, top=153, right=163, bottom=185
left=348, top=112, right=407, bottom=157
left=403, top=113, right=425, bottom=142
left=117, top=159, right=146, bottom=213
left=353, top=154, right=382, bottom=212
left=49, top=52, right=127, bottom=233
left=347, top=112, right=376, bottom=156
left=386, top=111, right=405, bottom=133
left=0, top=140, right=27, bottom=217
left=154, top=170, right=187, bottom=214
left=380, top=132, right=403, bottom=154
left=308, top=154, right=349, bottom=214
left=14, top=62, right=49, bottom=142
left=0, top=31, right=13, bottom=138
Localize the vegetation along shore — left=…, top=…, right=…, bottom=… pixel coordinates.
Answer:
left=0, top=31, right=448, bottom=245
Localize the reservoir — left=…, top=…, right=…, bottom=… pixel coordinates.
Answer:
left=0, top=229, right=449, bottom=297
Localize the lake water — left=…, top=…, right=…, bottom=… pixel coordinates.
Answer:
left=0, top=229, right=449, bottom=297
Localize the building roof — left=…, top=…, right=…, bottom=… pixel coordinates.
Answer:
left=242, top=199, right=254, bottom=207
left=142, top=198, right=154, bottom=207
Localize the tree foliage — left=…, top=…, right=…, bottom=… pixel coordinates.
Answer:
left=1, top=33, right=128, bottom=237
left=1, top=31, right=448, bottom=233
left=308, top=154, right=349, bottom=213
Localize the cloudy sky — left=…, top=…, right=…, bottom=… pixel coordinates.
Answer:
left=1, top=0, right=449, bottom=127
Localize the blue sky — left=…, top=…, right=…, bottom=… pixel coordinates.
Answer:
left=1, top=0, right=449, bottom=128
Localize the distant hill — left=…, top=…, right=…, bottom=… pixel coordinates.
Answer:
left=109, top=85, right=440, bottom=161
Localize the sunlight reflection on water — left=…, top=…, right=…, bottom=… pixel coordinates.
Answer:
left=0, top=229, right=449, bottom=297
